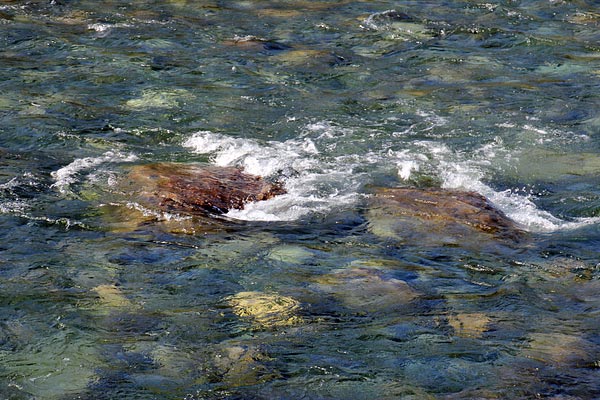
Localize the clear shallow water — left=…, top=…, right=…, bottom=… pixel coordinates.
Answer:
left=1, top=0, right=600, bottom=398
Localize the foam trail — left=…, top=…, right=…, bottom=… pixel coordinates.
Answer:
left=184, top=129, right=600, bottom=229
left=183, top=131, right=318, bottom=177
left=183, top=131, right=362, bottom=221
left=51, top=151, right=138, bottom=194
left=390, top=140, right=600, bottom=233
left=438, top=159, right=600, bottom=233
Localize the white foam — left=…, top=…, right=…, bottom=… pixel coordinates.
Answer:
left=182, top=124, right=600, bottom=230
left=123, top=202, right=188, bottom=222
left=183, top=131, right=318, bottom=177
left=0, top=200, right=29, bottom=215
left=88, top=23, right=112, bottom=33
left=389, top=149, right=426, bottom=181
left=429, top=144, right=600, bottom=233
left=183, top=130, right=363, bottom=221
left=51, top=151, right=138, bottom=194
left=87, top=22, right=132, bottom=38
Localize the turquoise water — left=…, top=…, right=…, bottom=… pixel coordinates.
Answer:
left=1, top=1, right=600, bottom=398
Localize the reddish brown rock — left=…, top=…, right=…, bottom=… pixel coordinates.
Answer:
left=125, top=163, right=286, bottom=216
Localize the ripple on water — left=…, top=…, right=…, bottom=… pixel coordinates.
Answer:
left=2, top=0, right=600, bottom=398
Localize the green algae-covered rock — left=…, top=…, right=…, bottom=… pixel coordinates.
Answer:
left=267, top=244, right=313, bottom=264
left=125, top=88, right=193, bottom=110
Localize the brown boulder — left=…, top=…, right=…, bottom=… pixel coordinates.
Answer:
left=124, top=163, right=286, bottom=216
left=368, top=187, right=523, bottom=245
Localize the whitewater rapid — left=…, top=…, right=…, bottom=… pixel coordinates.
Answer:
left=181, top=126, right=600, bottom=232
left=39, top=121, right=600, bottom=233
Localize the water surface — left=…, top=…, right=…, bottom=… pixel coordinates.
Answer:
left=1, top=1, right=600, bottom=398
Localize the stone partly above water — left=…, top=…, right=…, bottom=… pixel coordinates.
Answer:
left=103, top=163, right=286, bottom=233
left=126, top=163, right=286, bottom=216
left=212, top=341, right=280, bottom=387
left=367, top=187, right=524, bottom=247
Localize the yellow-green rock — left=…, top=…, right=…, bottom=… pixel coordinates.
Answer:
left=93, top=284, right=135, bottom=309
left=523, top=332, right=596, bottom=365
left=125, top=88, right=193, bottom=109
left=268, top=245, right=313, bottom=264
left=226, top=291, right=303, bottom=328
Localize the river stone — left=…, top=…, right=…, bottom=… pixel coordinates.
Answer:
left=225, top=291, right=303, bottom=329
left=267, top=244, right=313, bottom=264
left=125, top=88, right=193, bottom=109
left=213, top=342, right=279, bottom=387
left=123, top=163, right=286, bottom=216
left=367, top=187, right=522, bottom=246
left=255, top=8, right=303, bottom=18
left=447, top=312, right=490, bottom=338
left=510, top=149, right=600, bottom=182
left=313, top=267, right=418, bottom=313
left=272, top=48, right=348, bottom=70
left=93, top=284, right=135, bottom=310
left=222, top=35, right=291, bottom=52
left=523, top=332, right=598, bottom=366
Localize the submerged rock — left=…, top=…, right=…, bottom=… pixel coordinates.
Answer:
left=273, top=49, right=348, bottom=68
left=222, top=35, right=291, bottom=52
left=313, top=266, right=418, bottom=313
left=267, top=244, right=314, bottom=264
left=510, top=149, right=600, bottom=182
left=523, top=332, right=599, bottom=367
left=225, top=291, right=303, bottom=329
left=123, top=163, right=286, bottom=216
left=93, top=284, right=136, bottom=310
left=447, top=312, right=491, bottom=338
left=213, top=342, right=279, bottom=387
left=368, top=187, right=523, bottom=246
left=125, top=88, right=193, bottom=110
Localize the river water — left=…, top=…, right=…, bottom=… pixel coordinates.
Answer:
left=1, top=1, right=600, bottom=398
